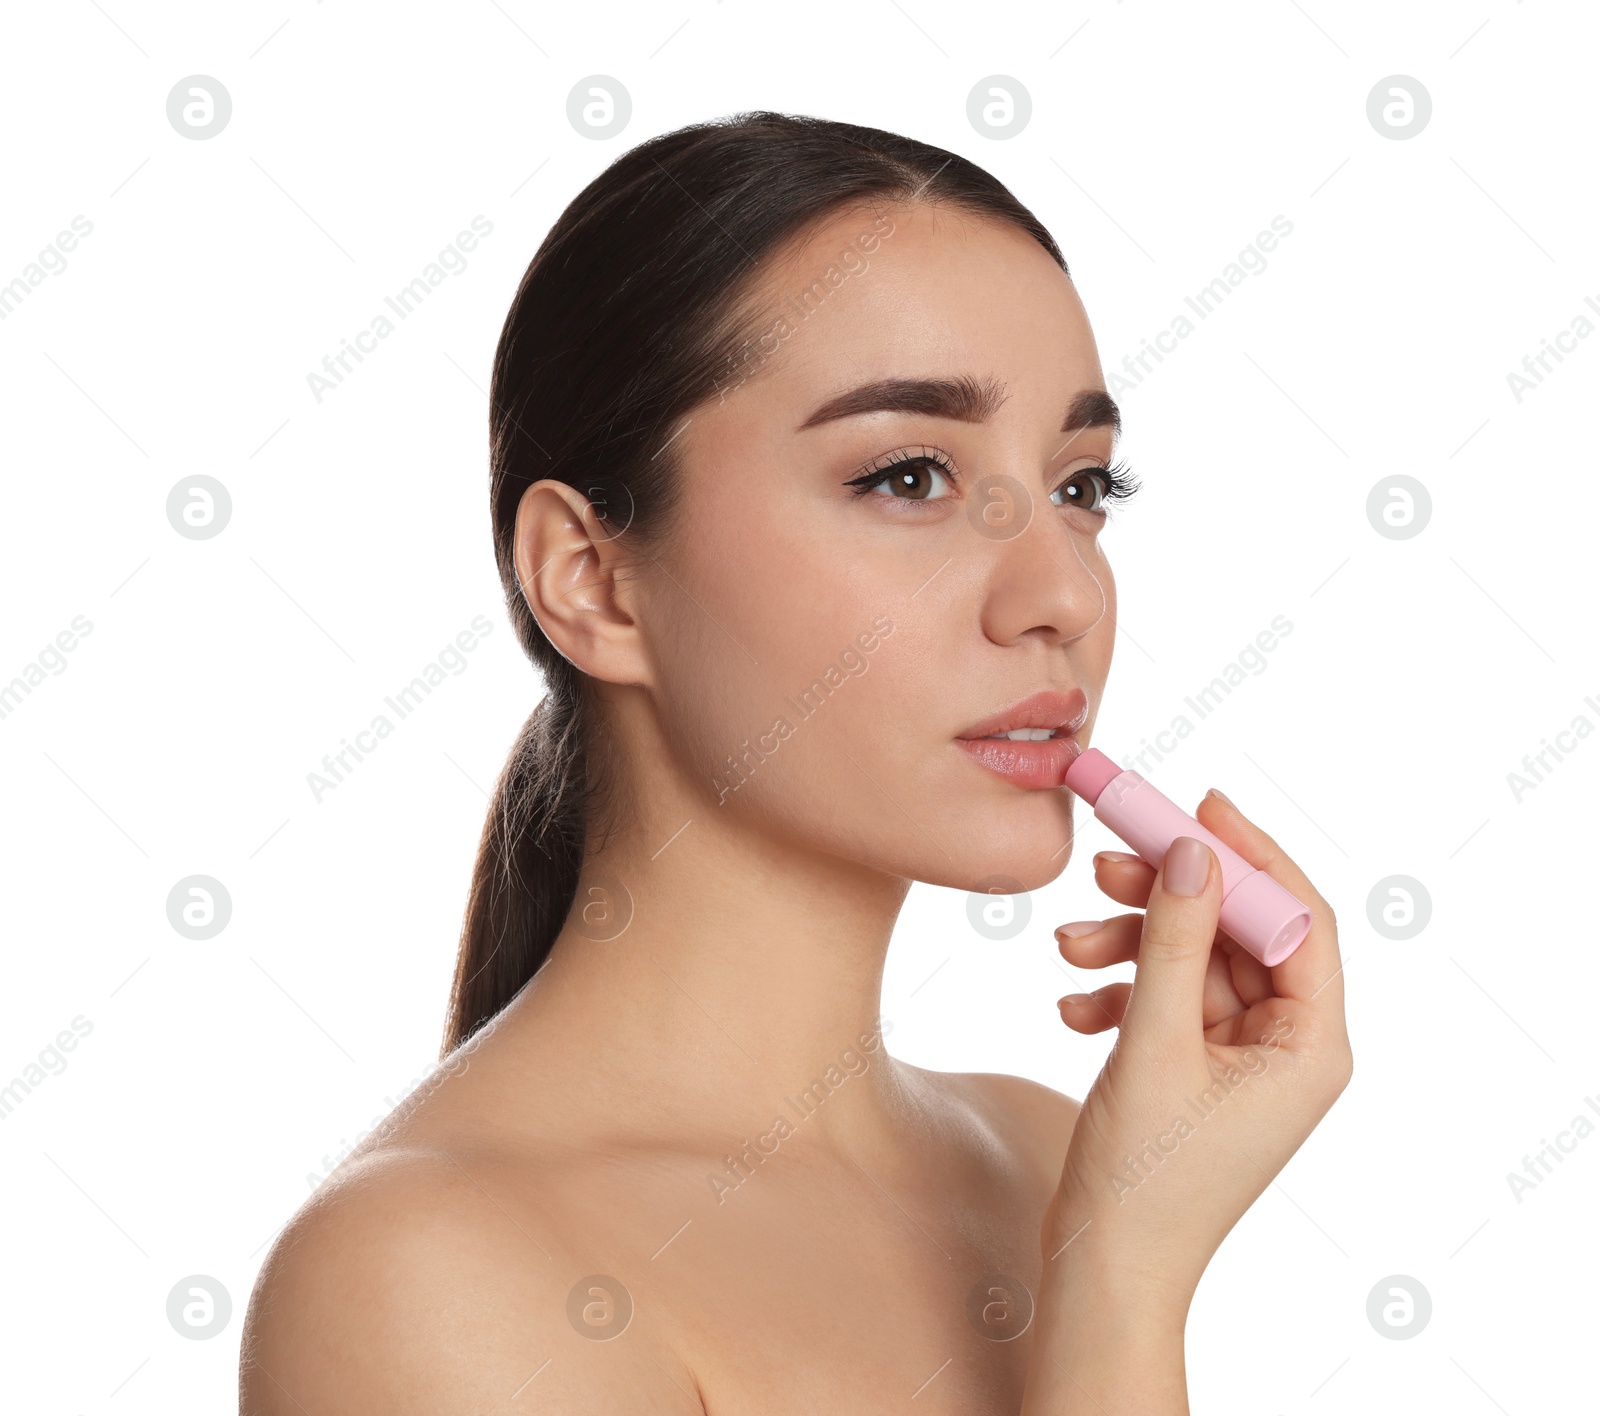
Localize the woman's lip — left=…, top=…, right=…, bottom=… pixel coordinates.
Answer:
left=959, top=687, right=1089, bottom=740
left=954, top=734, right=1083, bottom=790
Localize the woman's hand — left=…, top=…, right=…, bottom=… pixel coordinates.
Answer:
left=1044, top=788, right=1354, bottom=1306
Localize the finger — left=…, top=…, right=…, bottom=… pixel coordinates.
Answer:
left=1201, top=942, right=1250, bottom=1030
left=1195, top=791, right=1344, bottom=1013
left=1092, top=833, right=1281, bottom=991
left=1116, top=835, right=1220, bottom=1048
left=1058, top=982, right=1132, bottom=1034
left=1091, top=851, right=1155, bottom=910
left=1224, top=935, right=1276, bottom=1008
left=1064, top=914, right=1250, bottom=1025
left=1056, top=914, right=1143, bottom=968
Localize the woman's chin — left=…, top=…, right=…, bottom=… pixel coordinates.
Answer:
left=910, top=834, right=1076, bottom=896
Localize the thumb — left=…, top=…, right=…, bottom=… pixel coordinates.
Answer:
left=1118, top=835, right=1220, bottom=1048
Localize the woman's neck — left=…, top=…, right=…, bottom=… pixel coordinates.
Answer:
left=492, top=806, right=919, bottom=1155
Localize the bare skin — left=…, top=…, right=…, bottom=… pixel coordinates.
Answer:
left=240, top=201, right=1352, bottom=1413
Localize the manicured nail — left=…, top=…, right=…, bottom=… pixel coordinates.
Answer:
left=1094, top=850, right=1142, bottom=866
left=1205, top=787, right=1234, bottom=808
left=1164, top=836, right=1210, bottom=896
left=1057, top=920, right=1103, bottom=939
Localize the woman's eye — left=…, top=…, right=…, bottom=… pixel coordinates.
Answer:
left=1053, top=461, right=1140, bottom=515
left=1051, top=469, right=1110, bottom=513
left=1052, top=460, right=1138, bottom=515
left=844, top=452, right=958, bottom=502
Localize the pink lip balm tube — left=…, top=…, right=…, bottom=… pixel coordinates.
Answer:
left=1063, top=748, right=1312, bottom=967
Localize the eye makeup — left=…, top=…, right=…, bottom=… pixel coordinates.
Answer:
left=841, top=449, right=1140, bottom=513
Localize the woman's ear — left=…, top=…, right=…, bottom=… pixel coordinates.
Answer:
left=512, top=479, right=653, bottom=686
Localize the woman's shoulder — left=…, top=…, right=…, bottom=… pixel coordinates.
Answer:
left=239, top=1142, right=702, bottom=1413
left=902, top=1060, right=1082, bottom=1183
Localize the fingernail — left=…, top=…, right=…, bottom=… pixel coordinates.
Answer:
left=1164, top=836, right=1210, bottom=896
left=1094, top=850, right=1142, bottom=866
left=1205, top=787, right=1234, bottom=808
left=1057, top=920, right=1103, bottom=939
left=1059, top=994, right=1090, bottom=1008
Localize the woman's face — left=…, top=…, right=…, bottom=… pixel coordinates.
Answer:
left=639, top=200, right=1121, bottom=892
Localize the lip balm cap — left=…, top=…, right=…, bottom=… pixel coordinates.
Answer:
left=1221, top=871, right=1312, bottom=967
left=1063, top=747, right=1121, bottom=804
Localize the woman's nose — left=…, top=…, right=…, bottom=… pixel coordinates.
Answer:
left=968, top=474, right=1110, bottom=647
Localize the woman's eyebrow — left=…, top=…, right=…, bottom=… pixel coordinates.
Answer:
left=1061, top=387, right=1121, bottom=439
left=796, top=375, right=1120, bottom=439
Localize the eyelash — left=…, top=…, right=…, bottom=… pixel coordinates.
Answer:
left=842, top=447, right=1141, bottom=514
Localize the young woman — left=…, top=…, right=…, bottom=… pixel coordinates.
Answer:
left=241, top=111, right=1352, bottom=1414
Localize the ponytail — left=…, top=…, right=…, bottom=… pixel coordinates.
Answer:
left=441, top=684, right=590, bottom=1054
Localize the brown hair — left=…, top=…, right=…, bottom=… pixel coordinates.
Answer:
left=441, top=110, right=1066, bottom=1055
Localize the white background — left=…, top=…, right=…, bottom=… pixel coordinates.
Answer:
left=2, top=0, right=1595, bottom=1410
